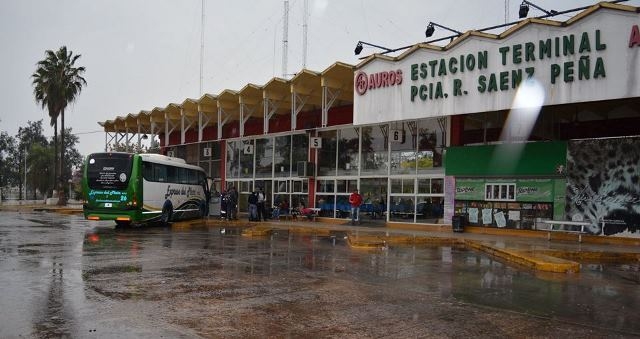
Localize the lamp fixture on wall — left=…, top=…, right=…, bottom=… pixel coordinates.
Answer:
left=425, top=22, right=462, bottom=38
left=518, top=0, right=558, bottom=18
left=354, top=41, right=393, bottom=55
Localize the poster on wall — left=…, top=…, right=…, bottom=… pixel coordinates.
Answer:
left=566, top=137, right=640, bottom=237
left=444, top=176, right=456, bottom=223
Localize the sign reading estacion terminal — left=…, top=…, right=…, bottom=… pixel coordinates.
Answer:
left=353, top=8, right=640, bottom=125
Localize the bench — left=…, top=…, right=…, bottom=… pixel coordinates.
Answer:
left=541, top=220, right=590, bottom=242
left=300, top=208, right=320, bottom=221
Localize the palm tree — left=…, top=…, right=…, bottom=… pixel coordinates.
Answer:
left=32, top=46, right=86, bottom=205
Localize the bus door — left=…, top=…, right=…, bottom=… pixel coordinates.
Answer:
left=207, top=178, right=221, bottom=216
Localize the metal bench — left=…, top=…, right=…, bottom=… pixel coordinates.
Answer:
left=541, top=220, right=590, bottom=242
left=302, top=208, right=320, bottom=221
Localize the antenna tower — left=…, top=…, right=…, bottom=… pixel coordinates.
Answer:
left=302, top=0, right=308, bottom=68
left=282, top=1, right=289, bottom=78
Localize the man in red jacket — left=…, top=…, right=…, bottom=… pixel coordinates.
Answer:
left=349, top=188, right=363, bottom=225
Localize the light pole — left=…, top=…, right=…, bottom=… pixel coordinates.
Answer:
left=23, top=146, right=27, bottom=201
left=68, top=179, right=73, bottom=201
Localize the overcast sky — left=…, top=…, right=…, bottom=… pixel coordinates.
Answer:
left=1, top=0, right=636, bottom=156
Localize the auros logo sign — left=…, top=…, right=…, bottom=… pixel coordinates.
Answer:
left=355, top=69, right=403, bottom=95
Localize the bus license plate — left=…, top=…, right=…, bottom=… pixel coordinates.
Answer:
left=104, top=203, right=112, bottom=208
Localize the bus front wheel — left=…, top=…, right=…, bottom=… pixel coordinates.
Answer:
left=161, top=201, right=173, bottom=225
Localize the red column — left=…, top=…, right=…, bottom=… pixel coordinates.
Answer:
left=450, top=115, right=465, bottom=146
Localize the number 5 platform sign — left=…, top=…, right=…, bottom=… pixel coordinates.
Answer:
left=310, top=137, right=322, bottom=148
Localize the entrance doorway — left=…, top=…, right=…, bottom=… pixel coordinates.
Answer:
left=359, top=178, right=387, bottom=220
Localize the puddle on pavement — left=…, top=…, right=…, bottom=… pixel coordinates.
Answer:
left=3, top=209, right=639, bottom=337
left=77, top=224, right=640, bottom=334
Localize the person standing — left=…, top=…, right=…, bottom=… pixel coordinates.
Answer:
left=220, top=189, right=228, bottom=220
left=349, top=188, right=363, bottom=225
left=228, top=186, right=238, bottom=220
left=248, top=191, right=258, bottom=221
left=257, top=187, right=266, bottom=221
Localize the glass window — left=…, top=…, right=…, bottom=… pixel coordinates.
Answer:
left=417, top=118, right=445, bottom=172
left=292, top=134, right=309, bottom=176
left=315, top=195, right=335, bottom=217
left=185, top=144, right=199, bottom=164
left=276, top=180, right=288, bottom=193
left=175, top=145, right=186, bottom=159
left=317, top=130, right=337, bottom=176
left=336, top=179, right=357, bottom=193
left=226, top=140, right=241, bottom=179
left=240, top=140, right=254, bottom=178
left=390, top=121, right=418, bottom=175
left=418, top=179, right=431, bottom=194
left=416, top=197, right=444, bottom=220
left=485, top=183, right=516, bottom=201
left=255, top=137, right=273, bottom=178
left=167, top=166, right=177, bottom=183
left=431, top=178, right=443, bottom=194
left=391, top=179, right=414, bottom=194
left=143, top=161, right=154, bottom=181
left=316, top=179, right=334, bottom=193
left=239, top=181, right=252, bottom=193
left=337, top=127, right=359, bottom=176
left=389, top=196, right=415, bottom=222
left=154, top=164, right=166, bottom=182
left=360, top=178, right=387, bottom=220
left=87, top=153, right=133, bottom=189
left=291, top=180, right=307, bottom=193
left=360, top=125, right=389, bottom=175
left=200, top=141, right=221, bottom=161
left=274, top=135, right=291, bottom=177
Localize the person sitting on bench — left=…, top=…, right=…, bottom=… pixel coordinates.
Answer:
left=300, top=207, right=317, bottom=220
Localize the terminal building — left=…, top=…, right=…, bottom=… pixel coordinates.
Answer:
left=99, top=2, right=640, bottom=237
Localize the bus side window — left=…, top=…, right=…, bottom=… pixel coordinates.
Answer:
left=143, top=162, right=154, bottom=181
left=176, top=168, right=187, bottom=184
left=166, top=166, right=177, bottom=183
left=155, top=164, right=167, bottom=182
left=189, top=169, right=199, bottom=185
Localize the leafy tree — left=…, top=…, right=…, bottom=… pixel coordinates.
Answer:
left=32, top=46, right=87, bottom=205
left=15, top=120, right=49, bottom=199
left=108, top=138, right=159, bottom=154
left=148, top=137, right=161, bottom=154
left=0, top=131, right=17, bottom=200
left=61, top=128, right=83, bottom=184
left=17, top=120, right=48, bottom=149
left=27, top=143, right=54, bottom=200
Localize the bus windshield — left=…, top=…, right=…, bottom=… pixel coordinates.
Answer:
left=87, top=153, right=133, bottom=190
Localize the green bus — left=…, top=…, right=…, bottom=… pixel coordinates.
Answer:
left=82, top=152, right=210, bottom=226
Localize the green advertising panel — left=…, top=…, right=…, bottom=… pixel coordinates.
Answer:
left=516, top=179, right=553, bottom=202
left=455, top=179, right=486, bottom=200
left=445, top=141, right=567, bottom=177
left=455, top=178, right=557, bottom=202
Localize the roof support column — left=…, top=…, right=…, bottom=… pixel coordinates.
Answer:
left=291, top=92, right=308, bottom=131
left=115, top=132, right=125, bottom=148
left=197, top=104, right=213, bottom=142
left=126, top=129, right=135, bottom=146
left=239, top=102, right=255, bottom=137
left=180, top=108, right=196, bottom=144
left=105, top=132, right=116, bottom=152
left=164, top=112, right=177, bottom=146
left=263, top=97, right=278, bottom=134
left=322, top=86, right=340, bottom=128
left=217, top=107, right=230, bottom=140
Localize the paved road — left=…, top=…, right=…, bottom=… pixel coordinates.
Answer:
left=1, top=210, right=639, bottom=338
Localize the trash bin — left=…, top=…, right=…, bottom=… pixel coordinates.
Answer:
left=452, top=214, right=466, bottom=233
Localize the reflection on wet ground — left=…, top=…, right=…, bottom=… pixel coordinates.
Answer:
left=1, top=211, right=639, bottom=337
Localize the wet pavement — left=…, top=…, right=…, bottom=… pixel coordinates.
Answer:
left=1, top=210, right=640, bottom=338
